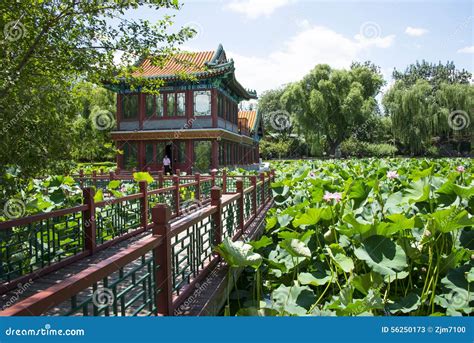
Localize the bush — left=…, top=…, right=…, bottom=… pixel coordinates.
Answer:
left=340, top=137, right=397, bottom=157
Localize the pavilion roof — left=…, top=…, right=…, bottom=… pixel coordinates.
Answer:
left=132, top=44, right=257, bottom=100
left=238, top=110, right=258, bottom=131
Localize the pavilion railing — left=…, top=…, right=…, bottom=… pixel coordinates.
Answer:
left=1, top=174, right=274, bottom=316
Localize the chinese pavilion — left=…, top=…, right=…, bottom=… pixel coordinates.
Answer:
left=109, top=44, right=263, bottom=174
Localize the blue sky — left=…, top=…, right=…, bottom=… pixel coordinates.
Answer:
left=124, top=0, right=473, bottom=95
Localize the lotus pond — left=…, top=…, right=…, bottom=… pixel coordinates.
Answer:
left=217, top=158, right=473, bottom=316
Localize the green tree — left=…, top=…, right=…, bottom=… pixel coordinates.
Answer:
left=70, top=82, right=116, bottom=162
left=384, top=61, right=473, bottom=155
left=0, top=0, right=193, bottom=176
left=282, top=63, right=384, bottom=154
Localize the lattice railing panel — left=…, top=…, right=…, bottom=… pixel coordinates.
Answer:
left=96, top=199, right=141, bottom=245
left=45, top=251, right=159, bottom=316
left=0, top=211, right=84, bottom=283
left=171, top=216, right=214, bottom=295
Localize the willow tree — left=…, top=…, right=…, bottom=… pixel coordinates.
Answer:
left=384, top=62, right=473, bottom=155
left=0, top=0, right=193, bottom=176
left=281, top=63, right=384, bottom=154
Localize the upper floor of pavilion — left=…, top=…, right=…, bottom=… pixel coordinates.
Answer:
left=107, top=44, right=263, bottom=142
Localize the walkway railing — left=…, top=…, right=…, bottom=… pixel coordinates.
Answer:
left=0, top=173, right=274, bottom=316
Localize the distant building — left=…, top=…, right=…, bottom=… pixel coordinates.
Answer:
left=108, top=44, right=263, bottom=174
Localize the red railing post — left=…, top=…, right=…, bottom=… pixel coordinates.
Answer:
left=211, top=187, right=222, bottom=247
left=173, top=175, right=180, bottom=216
left=100, top=168, right=104, bottom=176
left=79, top=169, right=84, bottom=188
left=211, top=169, right=217, bottom=187
left=152, top=204, right=173, bottom=316
left=92, top=170, right=97, bottom=188
left=236, top=179, right=244, bottom=238
left=82, top=187, right=97, bottom=255
left=157, top=170, right=164, bottom=189
left=139, top=181, right=148, bottom=229
left=109, top=170, right=115, bottom=181
left=251, top=175, right=257, bottom=215
left=175, top=168, right=180, bottom=177
left=259, top=172, right=265, bottom=205
left=222, top=169, right=227, bottom=193
left=195, top=172, right=201, bottom=202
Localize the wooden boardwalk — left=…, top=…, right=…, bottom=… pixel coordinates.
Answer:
left=0, top=199, right=273, bottom=316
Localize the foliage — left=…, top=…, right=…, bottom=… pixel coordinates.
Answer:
left=231, top=158, right=473, bottom=316
left=384, top=62, right=473, bottom=156
left=70, top=82, right=116, bottom=162
left=281, top=63, right=385, bottom=154
left=0, top=1, right=194, bottom=176
left=340, top=137, right=397, bottom=158
left=392, top=60, right=472, bottom=90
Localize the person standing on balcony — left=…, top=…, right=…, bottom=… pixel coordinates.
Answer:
left=163, top=155, right=171, bottom=175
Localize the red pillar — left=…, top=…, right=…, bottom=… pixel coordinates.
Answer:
left=211, top=140, right=218, bottom=170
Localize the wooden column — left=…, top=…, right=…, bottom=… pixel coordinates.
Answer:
left=152, top=204, right=173, bottom=316
left=92, top=170, right=97, bottom=188
left=194, top=173, right=201, bottom=201
left=211, top=187, right=222, bottom=247
left=109, top=171, right=115, bottom=181
left=259, top=172, right=265, bottom=205
left=236, top=179, right=244, bottom=238
left=157, top=170, right=164, bottom=188
left=211, top=140, right=218, bottom=170
left=139, top=181, right=148, bottom=229
left=251, top=175, right=257, bottom=215
left=82, top=187, right=96, bottom=255
left=222, top=169, right=227, bottom=194
left=211, top=169, right=217, bottom=187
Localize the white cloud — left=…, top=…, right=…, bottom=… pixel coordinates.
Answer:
left=457, top=45, right=474, bottom=54
left=225, top=0, right=292, bottom=19
left=229, top=24, right=395, bottom=94
left=404, top=26, right=428, bottom=37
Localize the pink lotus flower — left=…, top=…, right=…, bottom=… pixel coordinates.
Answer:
left=323, top=191, right=342, bottom=203
left=309, top=171, right=316, bottom=178
left=456, top=166, right=465, bottom=173
left=387, top=170, right=399, bottom=179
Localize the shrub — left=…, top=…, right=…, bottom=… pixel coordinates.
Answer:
left=340, top=137, right=397, bottom=157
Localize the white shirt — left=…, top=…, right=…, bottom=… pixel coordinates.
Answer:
left=163, top=157, right=170, bottom=166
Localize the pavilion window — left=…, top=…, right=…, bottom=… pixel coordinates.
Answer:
left=176, top=141, right=186, bottom=163
left=193, top=141, right=211, bottom=173
left=177, top=93, right=186, bottom=116
left=146, top=94, right=163, bottom=118
left=166, top=93, right=175, bottom=117
left=145, top=143, right=154, bottom=166
left=194, top=90, right=211, bottom=116
left=123, top=142, right=137, bottom=169
left=156, top=143, right=165, bottom=162
left=218, top=142, right=224, bottom=165
left=122, top=94, right=138, bottom=119
left=218, top=96, right=222, bottom=118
